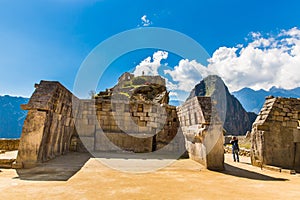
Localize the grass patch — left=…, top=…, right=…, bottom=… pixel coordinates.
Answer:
left=239, top=142, right=251, bottom=149
left=119, top=92, right=130, bottom=97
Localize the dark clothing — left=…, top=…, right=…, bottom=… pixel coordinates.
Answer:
left=230, top=140, right=239, bottom=151
left=230, top=139, right=239, bottom=162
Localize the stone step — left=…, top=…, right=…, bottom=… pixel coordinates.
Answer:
left=263, top=165, right=297, bottom=175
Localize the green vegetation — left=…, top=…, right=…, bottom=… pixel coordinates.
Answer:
left=239, top=142, right=251, bottom=149
left=123, top=81, right=131, bottom=87
left=119, top=92, right=130, bottom=97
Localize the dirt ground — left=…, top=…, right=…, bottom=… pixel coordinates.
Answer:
left=0, top=153, right=299, bottom=200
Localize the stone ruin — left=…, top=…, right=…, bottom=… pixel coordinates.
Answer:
left=13, top=73, right=225, bottom=170
left=251, top=96, right=300, bottom=172
left=13, top=81, right=84, bottom=168
left=14, top=73, right=300, bottom=173
left=177, top=97, right=224, bottom=171
left=76, top=99, right=182, bottom=153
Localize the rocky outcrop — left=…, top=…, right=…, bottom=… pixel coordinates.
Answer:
left=188, top=75, right=257, bottom=135
left=96, top=73, right=169, bottom=104
left=130, top=84, right=169, bottom=104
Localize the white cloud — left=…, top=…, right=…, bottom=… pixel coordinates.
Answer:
left=208, top=27, right=300, bottom=91
left=169, top=91, right=178, bottom=97
left=250, top=32, right=262, bottom=39
left=141, top=15, right=151, bottom=27
left=164, top=59, right=211, bottom=92
left=132, top=27, right=300, bottom=96
left=165, top=78, right=178, bottom=90
left=133, top=51, right=168, bottom=76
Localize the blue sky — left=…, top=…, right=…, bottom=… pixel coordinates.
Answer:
left=1, top=0, right=300, bottom=98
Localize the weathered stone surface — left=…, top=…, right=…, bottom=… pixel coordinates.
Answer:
left=14, top=81, right=84, bottom=168
left=251, top=97, right=300, bottom=172
left=177, top=96, right=224, bottom=171
left=77, top=99, right=183, bottom=153
left=96, top=73, right=168, bottom=104
left=0, top=139, right=19, bottom=151
left=102, top=133, right=153, bottom=153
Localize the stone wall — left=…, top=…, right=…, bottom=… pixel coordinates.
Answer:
left=117, top=73, right=166, bottom=88
left=15, top=80, right=185, bottom=169
left=177, top=97, right=224, bottom=171
left=141, top=75, right=166, bottom=86
left=0, top=139, right=19, bottom=151
left=14, top=81, right=83, bottom=168
left=76, top=99, right=183, bottom=153
left=251, top=97, right=300, bottom=172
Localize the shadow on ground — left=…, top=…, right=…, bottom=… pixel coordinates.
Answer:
left=92, top=151, right=183, bottom=160
left=15, top=152, right=92, bottom=181
left=221, top=163, right=288, bottom=181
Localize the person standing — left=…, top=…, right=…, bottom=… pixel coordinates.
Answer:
left=230, top=136, right=239, bottom=162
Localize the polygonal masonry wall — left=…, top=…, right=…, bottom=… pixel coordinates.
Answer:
left=251, top=96, right=300, bottom=172
left=76, top=99, right=183, bottom=153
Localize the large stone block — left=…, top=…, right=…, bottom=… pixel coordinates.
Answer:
left=177, top=97, right=224, bottom=171
left=95, top=131, right=120, bottom=151
left=95, top=132, right=153, bottom=153
left=79, top=136, right=95, bottom=151
left=15, top=110, right=47, bottom=168
left=76, top=124, right=96, bottom=137
left=293, top=129, right=300, bottom=142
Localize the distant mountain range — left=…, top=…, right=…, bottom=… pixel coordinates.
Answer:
left=1, top=85, right=299, bottom=138
left=0, top=95, right=28, bottom=138
left=232, top=87, right=300, bottom=114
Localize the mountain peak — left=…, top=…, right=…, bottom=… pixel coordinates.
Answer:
left=187, top=75, right=228, bottom=100
left=269, top=86, right=281, bottom=92
left=187, top=75, right=256, bottom=135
